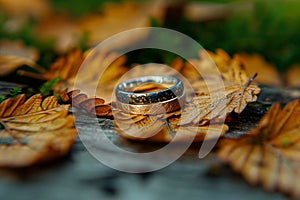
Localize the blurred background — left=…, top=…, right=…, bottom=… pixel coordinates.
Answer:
left=0, top=0, right=299, bottom=74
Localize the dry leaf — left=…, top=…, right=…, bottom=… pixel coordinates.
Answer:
left=178, top=50, right=260, bottom=125
left=19, top=48, right=83, bottom=80
left=46, top=48, right=84, bottom=81
left=33, top=1, right=165, bottom=52
left=113, top=82, right=228, bottom=142
left=115, top=49, right=259, bottom=142
left=285, top=65, right=300, bottom=87
left=0, top=40, right=42, bottom=76
left=79, top=1, right=165, bottom=47
left=114, top=109, right=228, bottom=142
left=235, top=53, right=283, bottom=86
left=35, top=14, right=82, bottom=53
left=217, top=100, right=300, bottom=198
left=0, top=94, right=77, bottom=167
left=0, top=0, right=50, bottom=18
left=60, top=89, right=112, bottom=117
left=52, top=49, right=127, bottom=103
left=23, top=48, right=128, bottom=103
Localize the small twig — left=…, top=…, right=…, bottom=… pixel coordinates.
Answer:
left=244, top=73, right=258, bottom=87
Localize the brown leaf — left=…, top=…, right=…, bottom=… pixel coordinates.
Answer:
left=0, top=94, right=77, bottom=167
left=0, top=40, right=42, bottom=76
left=35, top=15, right=82, bottom=53
left=23, top=48, right=127, bottom=103
left=79, top=1, right=166, bottom=47
left=179, top=50, right=260, bottom=125
left=114, top=110, right=228, bottom=142
left=284, top=65, right=300, bottom=87
left=217, top=100, right=300, bottom=198
left=0, top=0, right=50, bottom=18
left=113, top=82, right=228, bottom=142
left=61, top=90, right=112, bottom=118
left=32, top=1, right=165, bottom=52
left=51, top=49, right=127, bottom=103
left=235, top=53, right=283, bottom=86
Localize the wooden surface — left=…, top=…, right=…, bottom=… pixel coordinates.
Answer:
left=0, top=86, right=299, bottom=200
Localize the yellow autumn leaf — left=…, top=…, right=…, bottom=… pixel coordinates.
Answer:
left=0, top=94, right=77, bottom=167
left=235, top=53, right=283, bottom=86
left=114, top=109, right=228, bottom=142
left=22, top=48, right=128, bottom=103
left=284, top=65, right=300, bottom=87
left=217, top=100, right=300, bottom=198
left=52, top=48, right=128, bottom=103
left=178, top=50, right=260, bottom=125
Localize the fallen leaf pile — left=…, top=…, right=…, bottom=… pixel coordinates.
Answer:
left=217, top=100, right=300, bottom=198
left=113, top=51, right=261, bottom=142
left=0, top=2, right=300, bottom=199
left=0, top=94, right=77, bottom=167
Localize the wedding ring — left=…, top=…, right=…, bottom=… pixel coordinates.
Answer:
left=114, top=76, right=185, bottom=114
left=114, top=93, right=185, bottom=115
left=115, top=76, right=184, bottom=105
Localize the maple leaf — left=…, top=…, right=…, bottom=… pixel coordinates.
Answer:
left=217, top=100, right=300, bottom=198
left=0, top=40, right=44, bottom=76
left=0, top=94, right=77, bottom=167
left=179, top=51, right=260, bottom=125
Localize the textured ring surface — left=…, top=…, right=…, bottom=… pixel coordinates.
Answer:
left=113, top=92, right=185, bottom=115
left=115, top=76, right=184, bottom=105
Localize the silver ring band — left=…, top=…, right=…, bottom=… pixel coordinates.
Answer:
left=115, top=76, right=184, bottom=105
